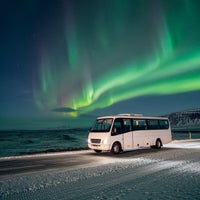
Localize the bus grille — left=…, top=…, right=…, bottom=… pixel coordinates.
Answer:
left=91, top=139, right=101, bottom=144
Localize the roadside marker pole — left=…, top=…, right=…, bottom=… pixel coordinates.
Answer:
left=189, top=132, right=192, bottom=140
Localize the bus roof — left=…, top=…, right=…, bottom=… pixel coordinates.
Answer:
left=96, top=114, right=169, bottom=120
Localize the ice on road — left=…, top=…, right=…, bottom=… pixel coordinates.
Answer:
left=0, top=140, right=200, bottom=200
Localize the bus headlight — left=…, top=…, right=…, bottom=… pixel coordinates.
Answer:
left=102, top=139, right=108, bottom=145
left=87, top=138, right=90, bottom=143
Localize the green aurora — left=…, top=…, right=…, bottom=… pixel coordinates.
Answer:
left=34, top=0, right=200, bottom=116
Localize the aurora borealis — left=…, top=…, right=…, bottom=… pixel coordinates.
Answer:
left=1, top=0, right=200, bottom=120
left=33, top=0, right=200, bottom=116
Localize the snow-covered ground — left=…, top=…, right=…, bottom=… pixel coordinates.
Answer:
left=0, top=140, right=200, bottom=200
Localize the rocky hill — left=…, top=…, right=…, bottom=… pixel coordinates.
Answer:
left=165, top=109, right=200, bottom=130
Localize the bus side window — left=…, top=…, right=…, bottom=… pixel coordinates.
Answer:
left=133, top=119, right=147, bottom=130
left=159, top=120, right=169, bottom=129
left=111, top=118, right=122, bottom=136
left=122, top=118, right=132, bottom=133
left=147, top=120, right=159, bottom=129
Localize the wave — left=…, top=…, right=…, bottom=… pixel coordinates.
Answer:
left=19, top=147, right=89, bottom=155
left=0, top=128, right=89, bottom=157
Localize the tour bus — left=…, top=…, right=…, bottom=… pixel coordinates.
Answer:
left=88, top=114, right=172, bottom=154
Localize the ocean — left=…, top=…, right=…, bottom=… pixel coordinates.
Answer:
left=0, top=128, right=89, bottom=157
left=0, top=129, right=200, bottom=157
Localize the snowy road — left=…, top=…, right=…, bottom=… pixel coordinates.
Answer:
left=0, top=140, right=200, bottom=200
left=0, top=150, right=101, bottom=180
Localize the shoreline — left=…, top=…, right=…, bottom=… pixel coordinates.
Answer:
left=1, top=139, right=200, bottom=160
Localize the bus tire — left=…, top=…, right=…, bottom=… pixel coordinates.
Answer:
left=155, top=139, right=162, bottom=149
left=94, top=150, right=102, bottom=153
left=111, top=142, right=122, bottom=154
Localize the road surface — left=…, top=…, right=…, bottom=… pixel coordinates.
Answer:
left=0, top=140, right=200, bottom=199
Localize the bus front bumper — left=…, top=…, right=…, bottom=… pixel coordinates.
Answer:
left=88, top=143, right=110, bottom=151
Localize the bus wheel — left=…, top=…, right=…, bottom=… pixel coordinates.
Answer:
left=94, top=150, right=102, bottom=153
left=111, top=142, right=122, bottom=154
left=155, top=139, right=162, bottom=149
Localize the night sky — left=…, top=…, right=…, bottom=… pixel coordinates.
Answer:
left=1, top=0, right=200, bottom=125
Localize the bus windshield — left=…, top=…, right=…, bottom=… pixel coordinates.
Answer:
left=90, top=118, right=113, bottom=132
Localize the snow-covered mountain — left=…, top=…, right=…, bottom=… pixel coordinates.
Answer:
left=165, top=109, right=200, bottom=129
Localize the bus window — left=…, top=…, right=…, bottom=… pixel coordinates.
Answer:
left=133, top=119, right=147, bottom=130
left=122, top=118, right=132, bottom=133
left=91, top=118, right=113, bottom=132
left=159, top=120, right=169, bottom=129
left=112, top=118, right=122, bottom=136
left=147, top=120, right=159, bottom=129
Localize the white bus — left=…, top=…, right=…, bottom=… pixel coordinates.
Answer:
left=88, top=114, right=172, bottom=154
